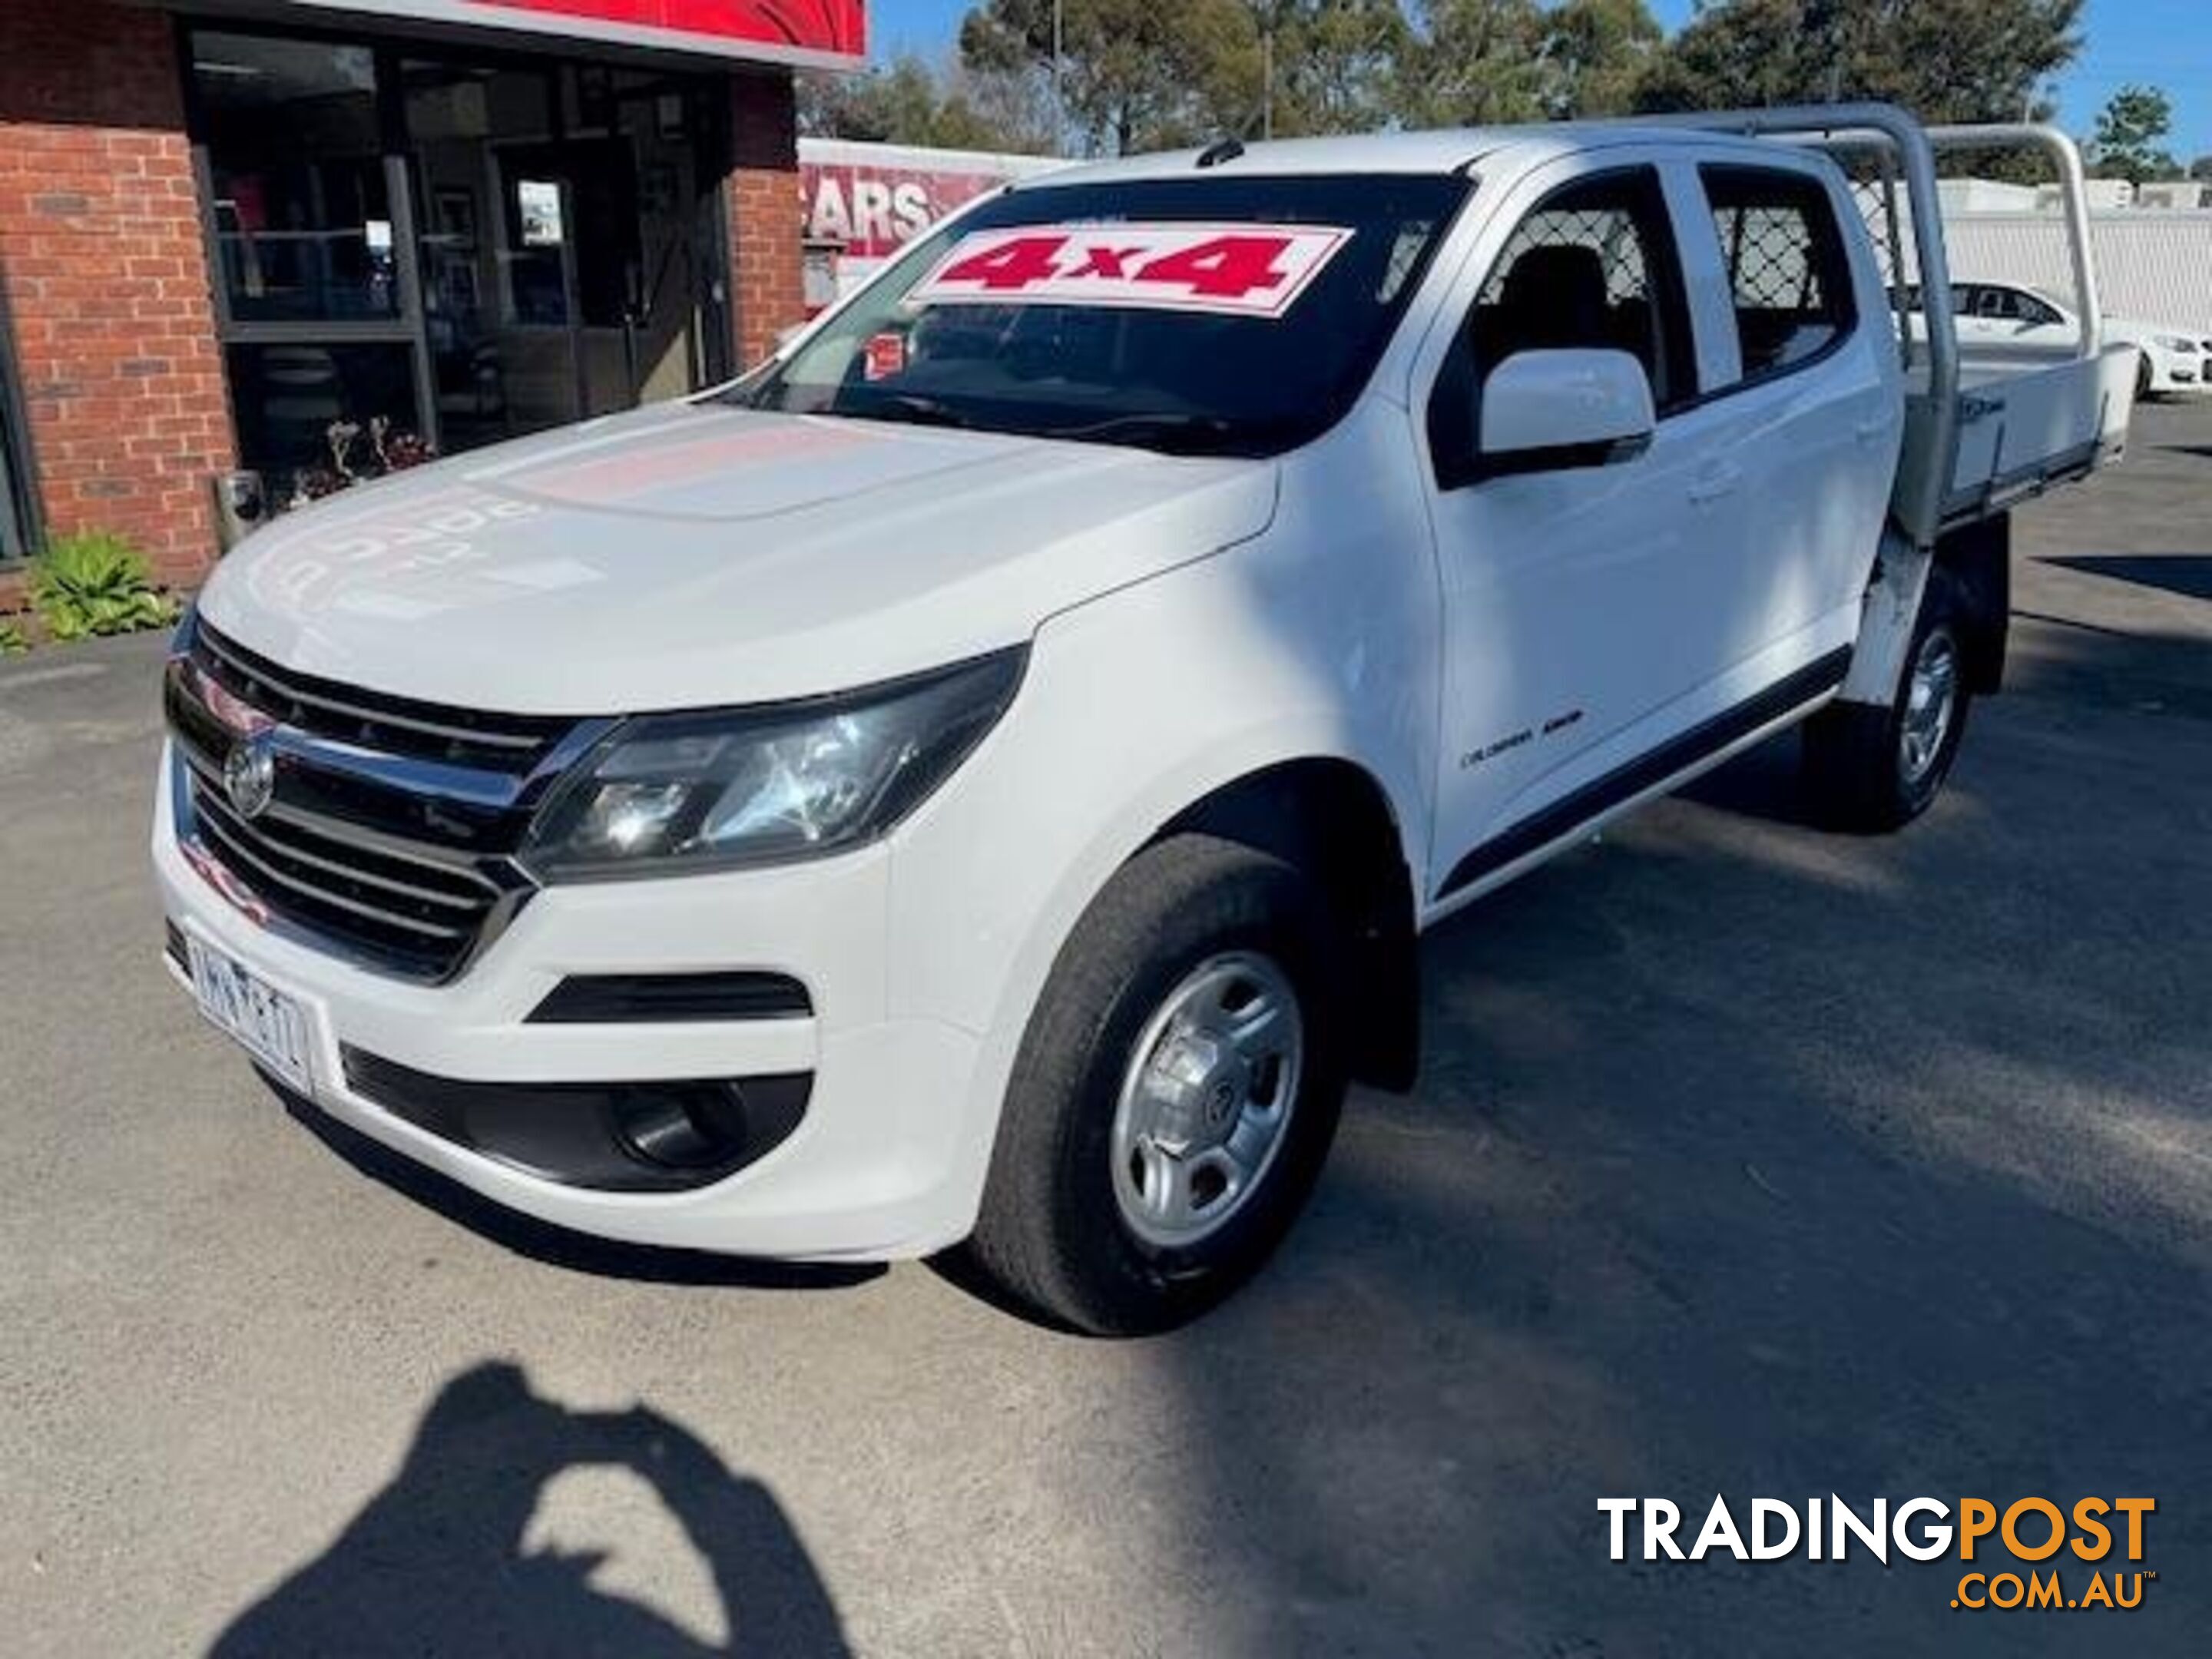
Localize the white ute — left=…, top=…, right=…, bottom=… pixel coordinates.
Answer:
left=157, top=108, right=2134, bottom=1333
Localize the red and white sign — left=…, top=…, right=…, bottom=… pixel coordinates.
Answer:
left=271, top=0, right=867, bottom=65
left=803, top=163, right=992, bottom=260
left=801, top=142, right=1062, bottom=261
left=909, top=223, right=1355, bottom=319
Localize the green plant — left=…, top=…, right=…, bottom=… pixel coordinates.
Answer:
left=28, top=531, right=176, bottom=642
left=0, top=620, right=27, bottom=656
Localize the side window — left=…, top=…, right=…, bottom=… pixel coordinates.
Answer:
left=1700, top=164, right=1856, bottom=384
left=1428, top=167, right=1694, bottom=486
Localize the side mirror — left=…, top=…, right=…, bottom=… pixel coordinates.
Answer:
left=1476, top=349, right=1656, bottom=478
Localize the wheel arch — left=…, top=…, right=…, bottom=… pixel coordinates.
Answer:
left=1154, top=757, right=1422, bottom=1093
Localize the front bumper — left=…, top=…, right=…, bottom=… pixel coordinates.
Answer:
left=2145, top=353, right=2210, bottom=394
left=154, top=743, right=986, bottom=1260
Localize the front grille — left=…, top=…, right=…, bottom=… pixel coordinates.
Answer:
left=188, top=774, right=511, bottom=979
left=168, top=618, right=593, bottom=982
left=190, top=617, right=571, bottom=773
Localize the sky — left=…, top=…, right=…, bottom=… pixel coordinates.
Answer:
left=869, top=0, right=2212, bottom=160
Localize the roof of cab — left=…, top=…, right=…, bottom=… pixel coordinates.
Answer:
left=1006, top=121, right=1767, bottom=189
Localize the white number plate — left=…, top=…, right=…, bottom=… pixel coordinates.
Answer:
left=187, top=937, right=315, bottom=1094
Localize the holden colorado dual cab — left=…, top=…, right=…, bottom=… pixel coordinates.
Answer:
left=157, top=108, right=2134, bottom=1334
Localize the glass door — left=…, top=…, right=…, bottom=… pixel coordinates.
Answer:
left=403, top=59, right=729, bottom=449
left=402, top=58, right=578, bottom=448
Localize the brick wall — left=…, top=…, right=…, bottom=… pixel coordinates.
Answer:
left=727, top=70, right=806, bottom=370
left=0, top=0, right=233, bottom=594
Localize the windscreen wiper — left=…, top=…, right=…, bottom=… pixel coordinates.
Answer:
left=1050, top=412, right=1241, bottom=452
left=841, top=392, right=979, bottom=431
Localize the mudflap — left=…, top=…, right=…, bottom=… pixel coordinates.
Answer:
left=1836, top=514, right=2011, bottom=707
left=1940, top=513, right=2012, bottom=693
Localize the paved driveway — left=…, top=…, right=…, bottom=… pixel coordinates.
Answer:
left=5, top=405, right=2209, bottom=1657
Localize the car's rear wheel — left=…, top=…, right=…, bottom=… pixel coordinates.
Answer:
left=1803, top=569, right=1973, bottom=833
left=960, top=833, right=1349, bottom=1336
left=2137, top=350, right=2154, bottom=402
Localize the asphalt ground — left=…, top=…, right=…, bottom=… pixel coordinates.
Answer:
left=4, top=402, right=2210, bottom=1657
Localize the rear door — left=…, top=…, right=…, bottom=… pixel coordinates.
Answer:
left=1677, top=160, right=1899, bottom=692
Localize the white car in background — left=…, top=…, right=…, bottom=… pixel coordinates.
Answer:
left=1942, top=280, right=2210, bottom=398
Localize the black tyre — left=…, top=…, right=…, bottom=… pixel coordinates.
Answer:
left=1803, top=569, right=1973, bottom=833
left=960, top=833, right=1350, bottom=1336
left=2136, top=350, right=2154, bottom=403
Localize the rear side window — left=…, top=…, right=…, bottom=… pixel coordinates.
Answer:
left=1700, top=165, right=1856, bottom=384
left=1982, top=286, right=2061, bottom=326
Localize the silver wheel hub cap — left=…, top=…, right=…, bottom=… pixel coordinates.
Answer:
left=1111, top=951, right=1303, bottom=1249
left=1899, top=631, right=1959, bottom=790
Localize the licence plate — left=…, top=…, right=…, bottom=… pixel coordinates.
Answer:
left=186, top=937, right=316, bottom=1094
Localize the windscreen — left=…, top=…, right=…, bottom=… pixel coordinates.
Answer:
left=734, top=173, right=1471, bottom=458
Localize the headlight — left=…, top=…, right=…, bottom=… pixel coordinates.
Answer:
left=522, top=649, right=1025, bottom=879
left=2154, top=334, right=2196, bottom=353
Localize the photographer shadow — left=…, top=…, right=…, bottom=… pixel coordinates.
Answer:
left=211, top=1363, right=850, bottom=1658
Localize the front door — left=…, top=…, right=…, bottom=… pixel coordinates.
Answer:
left=1417, top=160, right=1717, bottom=898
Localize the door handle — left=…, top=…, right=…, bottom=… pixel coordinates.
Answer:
left=1687, top=463, right=1742, bottom=505
left=1854, top=412, right=1890, bottom=445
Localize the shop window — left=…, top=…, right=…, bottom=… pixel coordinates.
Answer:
left=193, top=35, right=398, bottom=323
left=188, top=26, right=732, bottom=489
left=226, top=343, right=421, bottom=498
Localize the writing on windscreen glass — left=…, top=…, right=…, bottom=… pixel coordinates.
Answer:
left=910, top=223, right=1356, bottom=318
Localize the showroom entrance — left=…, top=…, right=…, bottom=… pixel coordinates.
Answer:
left=187, top=25, right=737, bottom=494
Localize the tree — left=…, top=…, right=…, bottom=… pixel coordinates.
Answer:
left=2190, top=154, right=2212, bottom=183
left=1393, top=0, right=1551, bottom=129
left=2088, top=84, right=2179, bottom=185
left=1540, top=0, right=1664, bottom=117
left=1244, top=1, right=1412, bottom=138
left=1636, top=0, right=2083, bottom=125
left=960, top=0, right=1261, bottom=155
left=953, top=2, right=1675, bottom=152
left=1391, top=0, right=1666, bottom=128
left=798, top=51, right=1055, bottom=152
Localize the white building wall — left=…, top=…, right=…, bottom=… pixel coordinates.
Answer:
left=1944, top=213, right=2212, bottom=332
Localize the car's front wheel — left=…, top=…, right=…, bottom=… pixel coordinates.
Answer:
left=960, top=833, right=1349, bottom=1336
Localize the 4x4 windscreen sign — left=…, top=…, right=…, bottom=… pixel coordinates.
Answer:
left=270, top=1, right=867, bottom=65
left=910, top=224, right=1355, bottom=318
